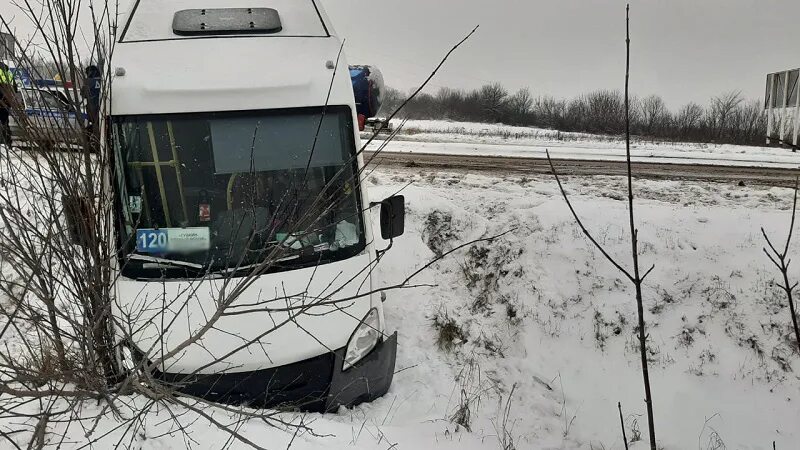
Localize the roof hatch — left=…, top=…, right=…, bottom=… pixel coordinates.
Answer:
left=172, top=8, right=283, bottom=36
left=120, top=0, right=329, bottom=43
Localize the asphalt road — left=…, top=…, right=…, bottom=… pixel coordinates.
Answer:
left=365, top=151, right=800, bottom=187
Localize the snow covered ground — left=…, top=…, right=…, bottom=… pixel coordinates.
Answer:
left=364, top=120, right=800, bottom=169
left=364, top=168, right=800, bottom=450
left=1, top=156, right=799, bottom=449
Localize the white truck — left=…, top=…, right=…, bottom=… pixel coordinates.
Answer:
left=107, top=0, right=404, bottom=411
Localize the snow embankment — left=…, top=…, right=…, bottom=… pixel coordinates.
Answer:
left=367, top=169, right=800, bottom=449
left=364, top=119, right=800, bottom=169
left=1, top=166, right=798, bottom=449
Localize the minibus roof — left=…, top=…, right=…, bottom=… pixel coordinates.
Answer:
left=120, top=0, right=331, bottom=43
left=110, top=0, right=353, bottom=116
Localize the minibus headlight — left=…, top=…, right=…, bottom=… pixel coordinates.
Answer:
left=343, top=308, right=381, bottom=371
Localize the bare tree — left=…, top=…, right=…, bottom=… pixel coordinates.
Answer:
left=435, top=87, right=476, bottom=122
left=388, top=84, right=767, bottom=146
left=0, top=2, right=484, bottom=447
left=707, top=91, right=744, bottom=140
left=435, top=87, right=460, bottom=118
left=403, top=90, right=437, bottom=118
left=507, top=88, right=534, bottom=125
left=533, top=95, right=568, bottom=129
left=565, top=94, right=590, bottom=131
left=477, top=83, right=509, bottom=123
left=546, top=5, right=658, bottom=449
left=638, top=94, right=669, bottom=135
left=730, top=99, right=767, bottom=144
left=674, top=102, right=704, bottom=140
left=381, top=86, right=406, bottom=116
left=762, top=180, right=800, bottom=356
left=586, top=90, right=627, bottom=133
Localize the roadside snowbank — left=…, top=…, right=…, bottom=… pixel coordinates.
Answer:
left=1, top=166, right=798, bottom=449
left=367, top=168, right=800, bottom=449
left=364, top=120, right=800, bottom=169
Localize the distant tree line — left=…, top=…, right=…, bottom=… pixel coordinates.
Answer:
left=383, top=83, right=767, bottom=146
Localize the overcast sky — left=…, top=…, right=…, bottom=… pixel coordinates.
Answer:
left=2, top=0, right=797, bottom=109
left=321, top=0, right=800, bottom=109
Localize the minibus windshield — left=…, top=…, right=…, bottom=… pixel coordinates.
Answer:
left=112, top=106, right=365, bottom=278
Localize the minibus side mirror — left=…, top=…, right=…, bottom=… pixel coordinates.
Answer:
left=63, top=195, right=94, bottom=246
left=380, top=195, right=405, bottom=240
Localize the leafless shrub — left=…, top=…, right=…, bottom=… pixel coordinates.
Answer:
left=594, top=310, right=610, bottom=351
left=505, top=302, right=521, bottom=326
left=638, top=95, right=669, bottom=135
left=592, top=309, right=625, bottom=351
left=506, top=88, right=534, bottom=126
left=386, top=74, right=767, bottom=146
left=688, top=349, right=718, bottom=377
left=458, top=242, right=524, bottom=314
left=459, top=253, right=485, bottom=291
left=492, top=383, right=518, bottom=450
left=478, top=83, right=510, bottom=123
left=546, top=6, right=658, bottom=449
left=0, top=3, right=485, bottom=447
left=675, top=102, right=705, bottom=139
left=628, top=416, right=643, bottom=443
left=706, top=91, right=743, bottom=140
left=677, top=326, right=698, bottom=348
left=761, top=179, right=800, bottom=357
left=431, top=308, right=468, bottom=352
left=423, top=210, right=458, bottom=257
left=698, top=414, right=727, bottom=450
left=448, top=357, right=486, bottom=433
left=557, top=373, right=578, bottom=438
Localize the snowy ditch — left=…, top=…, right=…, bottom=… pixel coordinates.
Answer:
left=364, top=168, right=799, bottom=449
left=0, top=162, right=798, bottom=449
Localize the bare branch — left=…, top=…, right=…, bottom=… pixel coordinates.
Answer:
left=546, top=150, right=634, bottom=282
left=762, top=181, right=800, bottom=356
left=618, top=402, right=629, bottom=450
left=641, top=264, right=656, bottom=282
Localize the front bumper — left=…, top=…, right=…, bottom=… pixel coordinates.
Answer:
left=149, top=333, right=398, bottom=413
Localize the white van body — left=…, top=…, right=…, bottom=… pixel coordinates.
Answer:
left=108, top=0, right=398, bottom=411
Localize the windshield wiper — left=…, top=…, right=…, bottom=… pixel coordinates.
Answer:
left=212, top=254, right=301, bottom=276
left=129, top=254, right=205, bottom=270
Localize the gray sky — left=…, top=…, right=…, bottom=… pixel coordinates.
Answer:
left=2, top=0, right=797, bottom=109
left=321, top=0, right=800, bottom=109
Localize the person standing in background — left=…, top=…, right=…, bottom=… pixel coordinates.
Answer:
left=81, top=65, right=101, bottom=149
left=0, top=62, right=17, bottom=148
